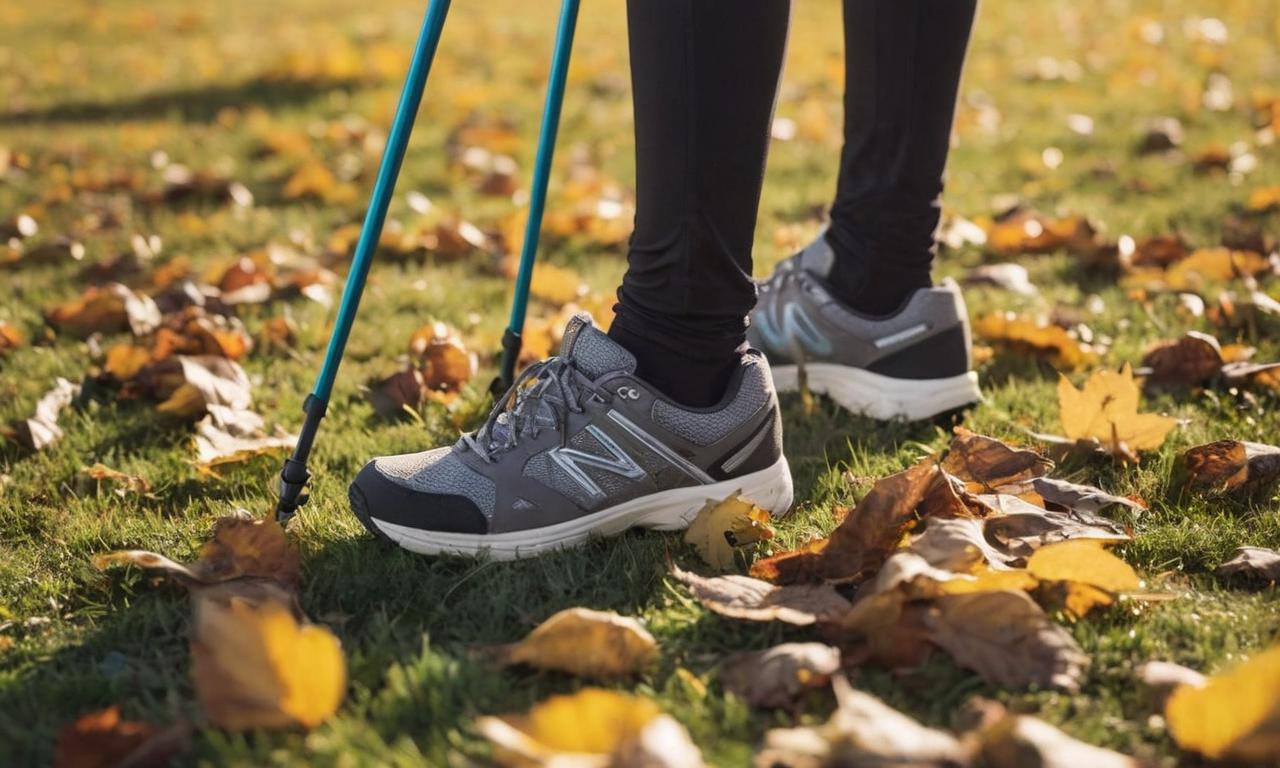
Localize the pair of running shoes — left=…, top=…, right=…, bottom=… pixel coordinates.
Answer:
left=349, top=234, right=982, bottom=559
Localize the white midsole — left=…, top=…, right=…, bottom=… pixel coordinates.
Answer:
left=371, top=455, right=794, bottom=560
left=771, top=363, right=981, bottom=421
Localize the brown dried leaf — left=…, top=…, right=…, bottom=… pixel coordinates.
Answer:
left=942, top=428, right=1054, bottom=490
left=981, top=494, right=1130, bottom=562
left=0, top=321, right=24, bottom=355
left=194, top=405, right=296, bottom=468
left=1140, top=331, right=1224, bottom=387
left=368, top=368, right=426, bottom=418
left=984, top=208, right=1099, bottom=257
left=670, top=566, right=851, bottom=626
left=907, top=517, right=1018, bottom=572
left=47, top=283, right=161, bottom=338
left=81, top=463, right=150, bottom=495
left=924, top=590, right=1089, bottom=691
left=757, top=676, right=966, bottom=768
left=488, top=607, right=657, bottom=679
left=1216, top=546, right=1280, bottom=582
left=1183, top=440, right=1280, bottom=495
left=52, top=707, right=188, bottom=768
left=410, top=321, right=476, bottom=393
left=751, top=459, right=938, bottom=585
left=719, top=643, right=840, bottom=709
left=1031, top=477, right=1146, bottom=515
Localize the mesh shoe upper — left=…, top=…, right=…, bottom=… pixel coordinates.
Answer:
left=352, top=313, right=784, bottom=535
left=747, top=233, right=974, bottom=378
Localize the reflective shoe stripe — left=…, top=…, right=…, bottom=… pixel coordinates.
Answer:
left=547, top=424, right=647, bottom=500
left=606, top=410, right=714, bottom=485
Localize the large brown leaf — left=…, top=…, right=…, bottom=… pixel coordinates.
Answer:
left=923, top=590, right=1089, bottom=691
left=751, top=459, right=939, bottom=585
left=485, top=607, right=657, bottom=679
left=718, top=643, right=840, bottom=709
left=941, top=428, right=1054, bottom=490
left=52, top=707, right=188, bottom=768
left=1182, top=440, right=1280, bottom=495
left=670, top=567, right=851, bottom=626
left=1216, top=546, right=1280, bottom=582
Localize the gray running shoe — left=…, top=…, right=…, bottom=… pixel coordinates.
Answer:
left=747, top=233, right=982, bottom=421
left=350, top=314, right=793, bottom=559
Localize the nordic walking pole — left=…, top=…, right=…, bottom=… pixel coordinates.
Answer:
left=276, top=0, right=452, bottom=523
left=492, top=0, right=581, bottom=396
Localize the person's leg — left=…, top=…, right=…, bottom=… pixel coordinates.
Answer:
left=824, top=0, right=978, bottom=316
left=609, top=0, right=791, bottom=407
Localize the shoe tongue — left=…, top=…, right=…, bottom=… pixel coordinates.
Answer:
left=797, top=230, right=836, bottom=277
left=559, top=312, right=636, bottom=378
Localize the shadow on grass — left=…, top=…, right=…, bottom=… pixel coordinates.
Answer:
left=0, top=76, right=358, bottom=126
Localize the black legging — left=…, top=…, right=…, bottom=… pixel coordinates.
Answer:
left=610, top=0, right=977, bottom=405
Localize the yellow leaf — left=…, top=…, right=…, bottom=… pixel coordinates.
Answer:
left=191, top=596, right=345, bottom=730
left=476, top=689, right=704, bottom=767
left=1057, top=365, right=1177, bottom=456
left=1026, top=540, right=1140, bottom=593
left=684, top=496, right=775, bottom=570
left=529, top=262, right=585, bottom=307
left=1166, top=644, right=1280, bottom=761
left=1163, top=247, right=1271, bottom=291
left=1247, top=185, right=1280, bottom=212
left=490, top=607, right=657, bottom=679
left=104, top=344, right=151, bottom=381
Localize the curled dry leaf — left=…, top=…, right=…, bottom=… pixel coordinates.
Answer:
left=141, top=355, right=253, bottom=420
left=756, top=676, right=965, bottom=768
left=751, top=459, right=939, bottom=585
left=47, top=283, right=161, bottom=338
left=979, top=714, right=1140, bottom=768
left=1140, top=331, right=1225, bottom=387
left=982, top=208, right=1099, bottom=257
left=683, top=496, right=775, bottom=571
left=981, top=494, right=1130, bottom=562
left=718, top=643, right=840, bottom=709
left=81, top=463, right=150, bottom=495
left=1165, top=643, right=1280, bottom=762
left=1138, top=661, right=1206, bottom=705
left=973, top=312, right=1098, bottom=370
left=923, top=590, right=1089, bottom=691
left=670, top=566, right=852, bottom=626
left=1057, top=365, right=1177, bottom=461
left=942, top=427, right=1053, bottom=490
left=907, top=517, right=1018, bottom=572
left=1026, top=540, right=1140, bottom=617
left=95, top=511, right=300, bottom=588
left=1182, top=440, right=1280, bottom=495
left=1031, top=477, right=1145, bottom=515
left=52, top=706, right=188, bottom=768
left=487, top=607, right=657, bottom=679
left=410, top=321, right=476, bottom=393
left=476, top=688, right=704, bottom=768
left=191, top=595, right=346, bottom=731
left=9, top=377, right=80, bottom=450
left=1215, top=546, right=1280, bottom=582
left=195, top=404, right=296, bottom=468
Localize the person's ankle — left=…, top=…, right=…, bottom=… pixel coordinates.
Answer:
left=607, top=324, right=738, bottom=408
left=820, top=234, right=930, bottom=317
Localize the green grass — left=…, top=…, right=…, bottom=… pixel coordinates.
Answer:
left=2, top=0, right=1279, bottom=765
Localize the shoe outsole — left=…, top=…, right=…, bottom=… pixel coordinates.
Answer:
left=350, top=455, right=794, bottom=560
left=771, top=363, right=982, bottom=421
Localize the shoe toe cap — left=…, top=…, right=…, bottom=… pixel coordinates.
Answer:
left=349, top=459, right=490, bottom=537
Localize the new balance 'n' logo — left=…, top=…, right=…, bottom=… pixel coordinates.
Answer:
left=548, top=425, right=646, bottom=499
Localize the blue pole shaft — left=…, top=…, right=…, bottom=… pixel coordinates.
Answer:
left=506, top=0, right=580, bottom=344
left=277, top=0, right=451, bottom=521
left=315, top=0, right=452, bottom=401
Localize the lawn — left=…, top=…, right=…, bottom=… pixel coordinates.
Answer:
left=2, top=0, right=1279, bottom=765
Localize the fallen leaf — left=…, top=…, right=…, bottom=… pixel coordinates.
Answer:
left=684, top=496, right=775, bottom=570
left=757, top=676, right=966, bottom=768
left=751, top=459, right=938, bottom=585
left=368, top=368, right=427, bottom=418
left=47, top=283, right=161, bottom=338
left=718, top=643, right=840, bottom=709
left=528, top=262, right=585, bottom=307
left=979, top=714, right=1140, bottom=768
left=476, top=688, right=704, bottom=768
left=1161, top=247, right=1273, bottom=291
left=52, top=707, right=188, bottom=768
left=981, top=494, right=1130, bottom=561
left=1140, top=331, right=1225, bottom=387
left=1031, top=477, right=1146, bottom=515
left=191, top=594, right=345, bottom=730
left=907, top=517, right=1018, bottom=572
left=9, top=377, right=80, bottom=450
left=983, top=208, right=1099, bottom=257
left=1247, top=184, right=1280, bottom=212
left=942, top=428, right=1054, bottom=490
left=973, top=313, right=1098, bottom=370
left=1057, top=365, right=1177, bottom=460
left=410, top=321, right=476, bottom=393
left=1182, top=440, right=1280, bottom=494
left=1139, top=660, right=1207, bottom=704
left=104, top=343, right=152, bottom=381
left=487, top=607, right=657, bottom=679
left=1026, top=540, right=1140, bottom=616
left=0, top=321, right=24, bottom=355
left=281, top=160, right=356, bottom=204
left=1165, top=643, right=1280, bottom=762
left=95, top=511, right=300, bottom=588
left=80, top=463, right=150, bottom=495
left=923, top=590, right=1089, bottom=691
left=194, top=405, right=296, bottom=468
left=670, top=566, right=851, bottom=626
left=1215, top=546, right=1280, bottom=582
